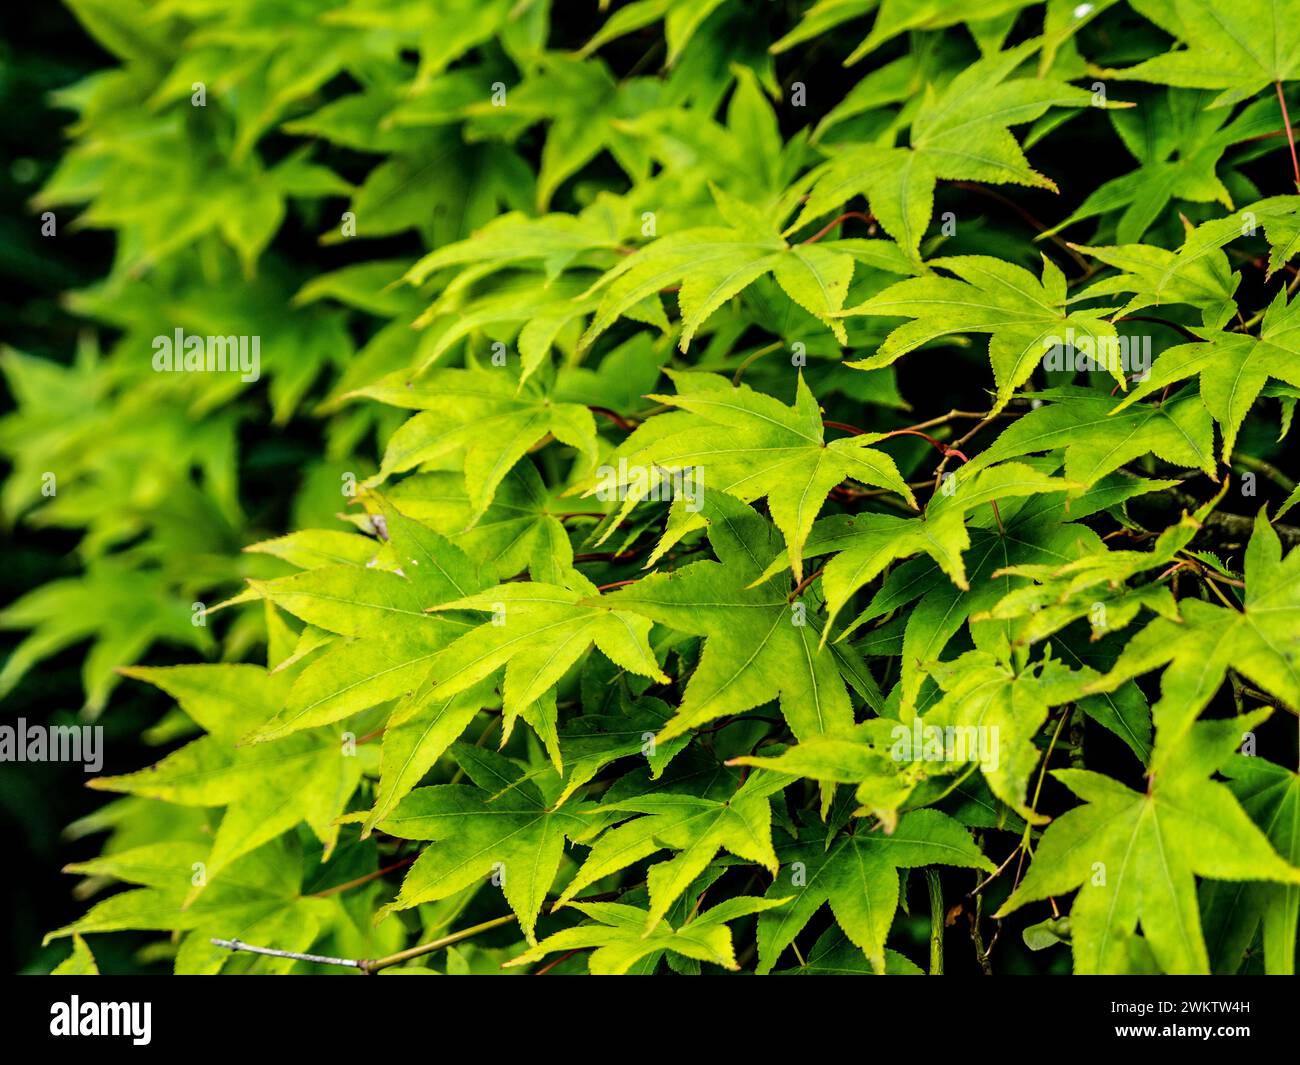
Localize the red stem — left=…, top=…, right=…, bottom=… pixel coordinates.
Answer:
left=882, top=427, right=969, bottom=463
left=590, top=406, right=636, bottom=432
left=801, top=211, right=874, bottom=245
left=310, top=856, right=415, bottom=899
left=823, top=419, right=866, bottom=436
left=1277, top=82, right=1300, bottom=189
left=533, top=949, right=581, bottom=976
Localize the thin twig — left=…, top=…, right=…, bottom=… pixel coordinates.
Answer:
left=309, top=856, right=415, bottom=899
left=1277, top=82, right=1300, bottom=189
left=926, top=870, right=944, bottom=975
left=210, top=939, right=361, bottom=968
left=211, top=923, right=508, bottom=973
left=823, top=419, right=866, bottom=436
left=788, top=567, right=824, bottom=602
left=882, top=427, right=968, bottom=462
left=1114, top=314, right=1202, bottom=343
left=899, top=408, right=1010, bottom=432
left=1233, top=453, right=1297, bottom=492
left=590, top=406, right=637, bottom=432
left=968, top=846, right=1020, bottom=897
left=732, top=341, right=783, bottom=385
left=360, top=914, right=518, bottom=974
left=800, top=211, right=874, bottom=245
left=969, top=886, right=994, bottom=975
left=950, top=181, right=1091, bottom=276
left=533, top=948, right=581, bottom=975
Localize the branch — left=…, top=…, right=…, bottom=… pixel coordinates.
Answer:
left=361, top=914, right=517, bottom=973
left=823, top=419, right=866, bottom=436
left=1232, top=452, right=1297, bottom=493
left=309, top=856, right=415, bottom=899
left=209, top=939, right=361, bottom=969
left=951, top=181, right=1091, bottom=276
left=1113, top=313, right=1202, bottom=343
left=1134, top=488, right=1300, bottom=547
left=590, top=406, right=637, bottom=432
left=210, top=913, right=518, bottom=974
left=788, top=566, right=824, bottom=602
left=732, top=341, right=782, bottom=385
left=926, top=870, right=944, bottom=976
left=1277, top=82, right=1300, bottom=189
left=800, top=211, right=874, bottom=245
left=968, top=885, right=995, bottom=976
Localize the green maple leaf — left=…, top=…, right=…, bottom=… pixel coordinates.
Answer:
left=922, top=650, right=1085, bottom=823
left=248, top=563, right=431, bottom=636
left=463, top=53, right=664, bottom=211
left=505, top=895, right=789, bottom=975
left=579, top=184, right=871, bottom=351
left=339, top=133, right=528, bottom=248
left=48, top=836, right=346, bottom=974
left=0, top=559, right=211, bottom=715
left=101, top=664, right=363, bottom=883
left=1129, top=196, right=1300, bottom=285
left=1107, top=0, right=1300, bottom=107
left=750, top=462, right=1070, bottom=637
left=356, top=366, right=598, bottom=517
left=809, top=34, right=959, bottom=140
left=1113, top=291, right=1300, bottom=459
left=979, top=489, right=1214, bottom=647
left=754, top=811, right=992, bottom=973
left=1044, top=91, right=1279, bottom=243
left=321, top=0, right=523, bottom=87
left=245, top=500, right=489, bottom=743
left=840, top=467, right=1119, bottom=711
left=360, top=677, right=497, bottom=839
left=1202, top=755, right=1300, bottom=974
left=245, top=529, right=380, bottom=570
left=551, top=692, right=689, bottom=807
left=51, top=935, right=98, bottom=976
left=997, top=711, right=1300, bottom=974
left=580, top=0, right=732, bottom=67
left=416, top=572, right=668, bottom=767
left=601, top=491, right=863, bottom=741
left=734, top=644, right=1080, bottom=826
left=772, top=1, right=1038, bottom=64
left=405, top=202, right=628, bottom=290
left=1072, top=240, right=1239, bottom=330
left=1086, top=511, right=1300, bottom=759
left=556, top=769, right=783, bottom=932
left=968, top=385, right=1216, bottom=486
left=593, top=372, right=915, bottom=580
left=374, top=746, right=593, bottom=942
left=845, top=255, right=1125, bottom=410
left=774, top=926, right=924, bottom=974
left=793, top=42, right=1119, bottom=257
left=385, top=461, right=583, bottom=586
left=405, top=276, right=600, bottom=387
left=725, top=726, right=924, bottom=823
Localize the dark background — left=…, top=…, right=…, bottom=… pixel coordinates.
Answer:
left=0, top=4, right=131, bottom=975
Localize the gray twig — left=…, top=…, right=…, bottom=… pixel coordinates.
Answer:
left=210, top=938, right=361, bottom=969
